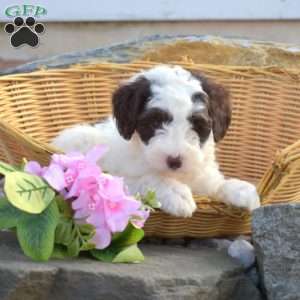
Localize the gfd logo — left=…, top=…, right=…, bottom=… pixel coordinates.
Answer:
left=4, top=5, right=47, bottom=48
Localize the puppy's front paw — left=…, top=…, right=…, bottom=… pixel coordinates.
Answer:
left=159, top=183, right=196, bottom=217
left=216, top=179, right=260, bottom=211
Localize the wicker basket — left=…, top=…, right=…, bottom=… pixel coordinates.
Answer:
left=0, top=61, right=300, bottom=238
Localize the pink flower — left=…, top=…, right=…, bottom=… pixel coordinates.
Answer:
left=72, top=192, right=94, bottom=219
left=24, top=161, right=46, bottom=176
left=25, top=161, right=66, bottom=191
left=43, top=163, right=66, bottom=191
left=104, top=196, right=141, bottom=232
left=131, top=209, right=150, bottom=229
left=98, top=175, right=142, bottom=232
left=64, top=168, right=78, bottom=187
left=92, top=227, right=111, bottom=249
left=51, top=152, right=84, bottom=169
left=77, top=175, right=147, bottom=249
left=85, top=145, right=108, bottom=164
left=66, top=166, right=101, bottom=199
left=78, top=176, right=145, bottom=249
left=24, top=145, right=149, bottom=250
left=52, top=145, right=108, bottom=169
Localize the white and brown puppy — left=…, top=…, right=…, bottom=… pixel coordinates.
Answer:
left=52, top=65, right=260, bottom=217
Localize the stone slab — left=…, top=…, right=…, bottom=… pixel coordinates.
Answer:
left=0, top=231, right=262, bottom=300
left=252, top=204, right=300, bottom=300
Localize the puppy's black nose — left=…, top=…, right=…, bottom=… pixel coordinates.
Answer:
left=166, top=156, right=182, bottom=170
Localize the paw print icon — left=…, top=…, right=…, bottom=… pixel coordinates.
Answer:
left=4, top=17, right=45, bottom=48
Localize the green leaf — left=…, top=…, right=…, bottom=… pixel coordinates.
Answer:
left=89, top=222, right=145, bottom=263
left=111, top=223, right=144, bottom=248
left=0, top=197, right=22, bottom=229
left=0, top=161, right=18, bottom=176
left=54, top=215, right=96, bottom=256
left=90, top=247, right=118, bottom=262
left=51, top=244, right=69, bottom=259
left=112, top=244, right=144, bottom=263
left=80, top=242, right=96, bottom=251
left=78, top=223, right=95, bottom=235
left=55, top=196, right=73, bottom=218
left=67, top=236, right=80, bottom=257
left=142, top=190, right=160, bottom=209
left=55, top=218, right=73, bottom=246
left=20, top=158, right=28, bottom=172
left=4, top=171, right=55, bottom=214
left=90, top=244, right=144, bottom=263
left=17, top=201, right=60, bottom=261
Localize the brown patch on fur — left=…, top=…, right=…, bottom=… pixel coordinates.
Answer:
left=191, top=72, right=231, bottom=142
left=188, top=110, right=212, bottom=144
left=137, top=108, right=173, bottom=144
left=191, top=92, right=209, bottom=105
left=112, top=76, right=152, bottom=140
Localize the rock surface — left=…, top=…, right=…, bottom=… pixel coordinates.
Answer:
left=0, top=231, right=262, bottom=300
left=252, top=203, right=300, bottom=300
left=228, top=239, right=255, bottom=269
left=1, top=35, right=300, bottom=75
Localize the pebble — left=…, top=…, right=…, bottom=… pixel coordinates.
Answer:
left=228, top=239, right=256, bottom=268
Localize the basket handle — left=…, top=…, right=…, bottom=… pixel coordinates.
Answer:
left=0, top=120, right=59, bottom=165
left=258, top=138, right=300, bottom=204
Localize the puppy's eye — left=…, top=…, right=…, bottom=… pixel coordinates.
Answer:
left=151, top=120, right=161, bottom=128
left=192, top=92, right=208, bottom=104
left=188, top=112, right=212, bottom=143
left=136, top=108, right=173, bottom=144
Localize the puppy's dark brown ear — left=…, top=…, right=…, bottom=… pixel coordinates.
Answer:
left=112, top=76, right=152, bottom=140
left=192, top=73, right=231, bottom=142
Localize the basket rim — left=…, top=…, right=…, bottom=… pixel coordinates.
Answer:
left=1, top=60, right=300, bottom=82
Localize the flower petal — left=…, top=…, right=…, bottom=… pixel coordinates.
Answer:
left=103, top=176, right=125, bottom=199
left=85, top=145, right=109, bottom=164
left=72, top=192, right=90, bottom=210
left=106, top=213, right=129, bottom=233
left=131, top=209, right=150, bottom=228
left=86, top=214, right=105, bottom=229
left=51, top=152, right=84, bottom=168
left=24, top=161, right=43, bottom=176
left=73, top=208, right=90, bottom=219
left=43, top=163, right=66, bottom=191
left=91, top=226, right=112, bottom=249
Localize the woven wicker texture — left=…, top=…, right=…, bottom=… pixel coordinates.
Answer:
left=0, top=61, right=300, bottom=238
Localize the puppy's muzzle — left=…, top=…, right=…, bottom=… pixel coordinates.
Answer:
left=166, top=155, right=182, bottom=170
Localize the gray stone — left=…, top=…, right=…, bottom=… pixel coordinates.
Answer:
left=0, top=231, right=262, bottom=300
left=245, top=266, right=260, bottom=288
left=228, top=275, right=264, bottom=300
left=252, top=204, right=300, bottom=300
left=188, top=238, right=232, bottom=251
left=0, top=35, right=210, bottom=75
left=228, top=239, right=255, bottom=269
left=1, top=35, right=300, bottom=76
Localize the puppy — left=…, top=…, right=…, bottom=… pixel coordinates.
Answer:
left=52, top=65, right=260, bottom=217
